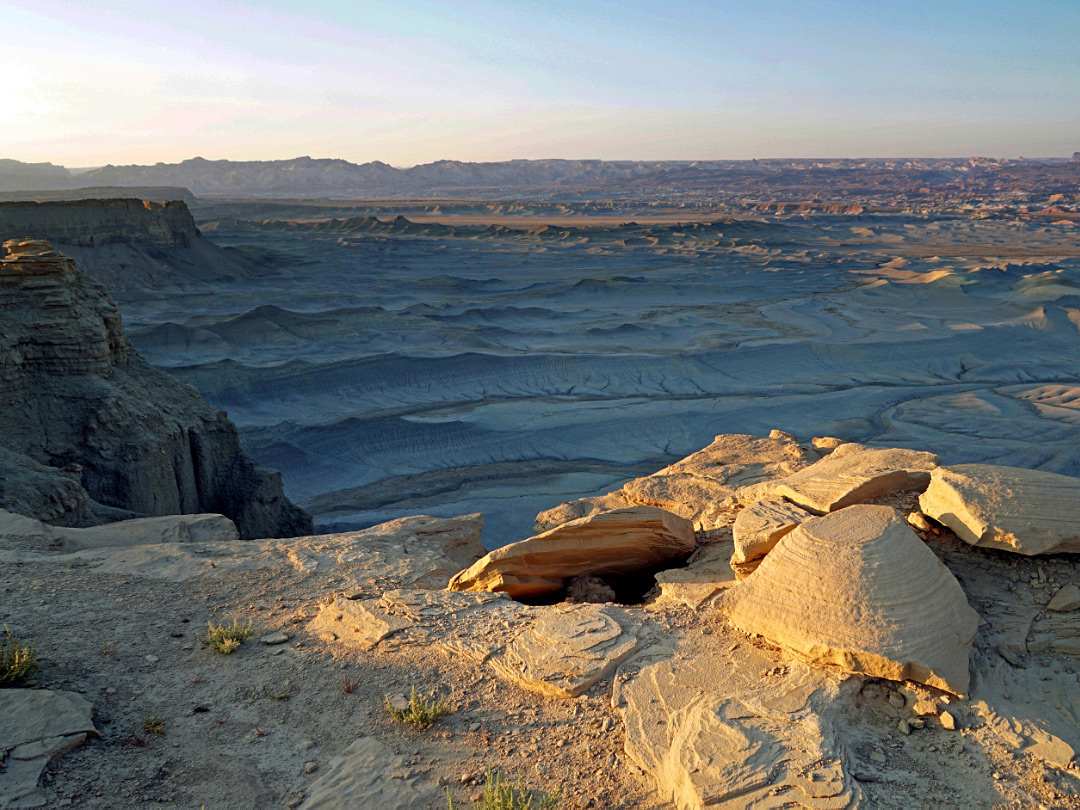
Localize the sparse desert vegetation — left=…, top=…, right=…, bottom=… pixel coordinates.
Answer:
left=201, top=617, right=253, bottom=654
left=0, top=625, right=39, bottom=687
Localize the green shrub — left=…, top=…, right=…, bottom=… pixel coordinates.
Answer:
left=447, top=770, right=561, bottom=809
left=201, top=617, right=253, bottom=654
left=386, top=686, right=451, bottom=726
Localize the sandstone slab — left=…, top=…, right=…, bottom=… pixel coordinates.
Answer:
left=449, top=506, right=695, bottom=600
left=299, top=736, right=439, bottom=810
left=1048, top=584, right=1080, bottom=613
left=0, top=508, right=237, bottom=552
left=761, top=443, right=939, bottom=514
left=920, top=463, right=1080, bottom=555
left=731, top=498, right=810, bottom=578
left=618, top=647, right=860, bottom=809
left=488, top=604, right=637, bottom=697
left=719, top=505, right=980, bottom=695
left=1, top=513, right=485, bottom=590
left=0, top=689, right=98, bottom=808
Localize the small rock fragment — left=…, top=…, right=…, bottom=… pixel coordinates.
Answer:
left=997, top=645, right=1023, bottom=667
left=259, top=632, right=291, bottom=645
left=939, top=711, right=957, bottom=730
left=906, top=511, right=934, bottom=532
left=1047, top=584, right=1080, bottom=613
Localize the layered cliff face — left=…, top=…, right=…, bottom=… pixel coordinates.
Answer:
left=0, top=239, right=312, bottom=539
left=0, top=199, right=266, bottom=290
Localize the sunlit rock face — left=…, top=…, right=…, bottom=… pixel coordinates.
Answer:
left=0, top=239, right=311, bottom=538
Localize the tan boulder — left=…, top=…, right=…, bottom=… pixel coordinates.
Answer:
left=449, top=506, right=695, bottom=600
left=534, top=491, right=630, bottom=532
left=1048, top=584, right=1080, bottom=613
left=535, top=431, right=818, bottom=533
left=919, top=464, right=1080, bottom=555
left=760, top=443, right=939, bottom=514
left=719, top=505, right=980, bottom=696
left=730, top=498, right=810, bottom=578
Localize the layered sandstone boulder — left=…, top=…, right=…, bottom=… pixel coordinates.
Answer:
left=757, top=443, right=939, bottom=514
left=0, top=239, right=311, bottom=538
left=920, top=464, right=1080, bottom=555
left=450, top=506, right=695, bottom=600
left=719, top=505, right=980, bottom=695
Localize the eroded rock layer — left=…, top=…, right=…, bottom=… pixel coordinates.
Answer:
left=0, top=240, right=311, bottom=538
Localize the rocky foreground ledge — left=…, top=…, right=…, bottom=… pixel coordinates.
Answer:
left=3, top=430, right=1080, bottom=808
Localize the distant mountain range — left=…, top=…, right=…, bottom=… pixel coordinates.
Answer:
left=2, top=155, right=1077, bottom=200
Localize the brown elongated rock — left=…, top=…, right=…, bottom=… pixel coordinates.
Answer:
left=731, top=498, right=810, bottom=578
left=719, top=505, right=980, bottom=696
left=760, top=443, right=939, bottom=514
left=919, top=464, right=1080, bottom=555
left=449, top=505, right=695, bottom=599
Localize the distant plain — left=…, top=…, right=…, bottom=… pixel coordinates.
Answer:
left=114, top=204, right=1080, bottom=546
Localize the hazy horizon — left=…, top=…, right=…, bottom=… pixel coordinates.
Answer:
left=18, top=151, right=1080, bottom=173
left=6, top=0, right=1079, bottom=168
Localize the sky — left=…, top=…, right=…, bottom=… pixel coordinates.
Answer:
left=4, top=0, right=1079, bottom=167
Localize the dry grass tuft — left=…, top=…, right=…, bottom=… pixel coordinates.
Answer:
left=386, top=686, right=451, bottom=726
left=1, top=626, right=40, bottom=687
left=201, top=618, right=253, bottom=654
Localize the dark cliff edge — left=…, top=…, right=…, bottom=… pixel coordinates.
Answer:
left=0, top=238, right=312, bottom=539
left=0, top=198, right=272, bottom=290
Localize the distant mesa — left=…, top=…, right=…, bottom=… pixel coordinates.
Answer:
left=0, top=198, right=265, bottom=289
left=2, top=155, right=1078, bottom=200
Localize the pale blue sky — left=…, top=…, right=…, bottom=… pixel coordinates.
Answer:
left=4, top=0, right=1079, bottom=165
